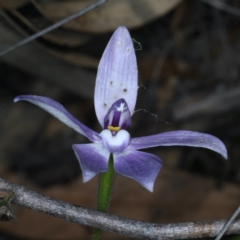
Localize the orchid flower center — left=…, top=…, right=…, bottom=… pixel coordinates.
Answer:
left=100, top=99, right=132, bottom=153
left=104, top=98, right=131, bottom=133
left=100, top=129, right=130, bottom=153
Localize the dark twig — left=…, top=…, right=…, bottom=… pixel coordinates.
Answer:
left=215, top=206, right=240, bottom=240
left=201, top=0, right=240, bottom=16
left=0, top=0, right=107, bottom=57
left=1, top=177, right=240, bottom=239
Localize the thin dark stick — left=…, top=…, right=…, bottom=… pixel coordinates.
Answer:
left=201, top=0, right=240, bottom=16
left=0, top=0, right=107, bottom=57
left=215, top=206, right=240, bottom=240
left=1, top=177, right=240, bottom=239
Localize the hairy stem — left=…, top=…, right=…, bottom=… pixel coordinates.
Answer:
left=92, top=155, right=115, bottom=240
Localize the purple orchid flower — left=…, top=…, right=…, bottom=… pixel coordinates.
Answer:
left=14, top=26, right=227, bottom=192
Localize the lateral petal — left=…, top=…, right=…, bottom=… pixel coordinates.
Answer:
left=14, top=95, right=101, bottom=143
left=113, top=149, right=162, bottom=192
left=94, top=26, right=138, bottom=128
left=130, top=130, right=227, bottom=159
left=72, top=143, right=109, bottom=182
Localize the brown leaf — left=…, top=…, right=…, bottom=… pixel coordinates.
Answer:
left=32, top=0, right=182, bottom=33
left=0, top=13, right=96, bottom=97
left=0, top=0, right=29, bottom=9
left=8, top=8, right=90, bottom=47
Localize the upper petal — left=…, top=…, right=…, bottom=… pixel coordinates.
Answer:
left=113, top=149, right=162, bottom=192
left=14, top=95, right=101, bottom=143
left=130, top=130, right=227, bottom=159
left=72, top=143, right=109, bottom=182
left=94, top=26, right=138, bottom=128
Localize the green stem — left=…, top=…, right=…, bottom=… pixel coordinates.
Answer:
left=92, top=154, right=115, bottom=240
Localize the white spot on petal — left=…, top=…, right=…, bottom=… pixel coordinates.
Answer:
left=115, top=102, right=126, bottom=112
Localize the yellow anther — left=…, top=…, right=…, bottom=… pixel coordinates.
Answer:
left=108, top=126, right=120, bottom=132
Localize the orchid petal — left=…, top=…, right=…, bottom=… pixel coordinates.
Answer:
left=14, top=95, right=101, bottom=143
left=113, top=149, right=162, bottom=192
left=72, top=143, right=109, bottom=182
left=130, top=130, right=227, bottom=159
left=100, top=129, right=130, bottom=153
left=94, top=26, right=138, bottom=128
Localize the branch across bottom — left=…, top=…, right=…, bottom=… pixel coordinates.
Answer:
left=0, top=177, right=239, bottom=240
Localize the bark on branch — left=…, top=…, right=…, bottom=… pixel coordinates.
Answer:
left=0, top=177, right=240, bottom=239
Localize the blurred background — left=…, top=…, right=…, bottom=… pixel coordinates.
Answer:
left=0, top=0, right=240, bottom=239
